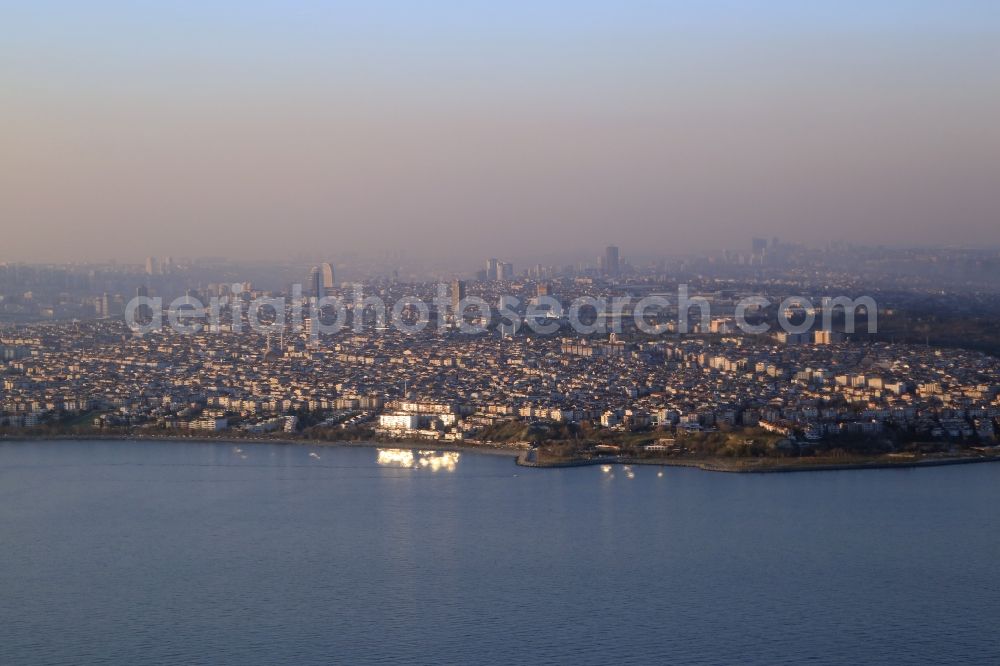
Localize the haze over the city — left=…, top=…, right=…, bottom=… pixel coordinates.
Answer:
left=3, top=1, right=999, bottom=263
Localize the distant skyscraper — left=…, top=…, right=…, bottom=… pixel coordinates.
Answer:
left=308, top=266, right=322, bottom=299
left=451, top=279, right=466, bottom=318
left=99, top=292, right=112, bottom=318
left=135, top=285, right=150, bottom=323
left=145, top=257, right=156, bottom=275
left=320, top=262, right=335, bottom=293
left=486, top=258, right=500, bottom=281
left=604, top=245, right=620, bottom=277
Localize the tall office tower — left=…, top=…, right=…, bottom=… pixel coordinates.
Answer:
left=500, top=262, right=514, bottom=280
left=486, top=258, right=500, bottom=281
left=604, top=245, right=620, bottom=277
left=451, top=279, right=466, bottom=317
left=99, top=292, right=112, bottom=318
left=320, top=262, right=335, bottom=293
left=308, top=266, right=322, bottom=299
left=145, top=257, right=157, bottom=275
left=135, top=285, right=151, bottom=323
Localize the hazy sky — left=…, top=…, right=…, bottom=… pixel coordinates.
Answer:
left=3, top=1, right=999, bottom=262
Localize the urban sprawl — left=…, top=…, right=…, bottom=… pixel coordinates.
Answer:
left=2, top=242, right=999, bottom=458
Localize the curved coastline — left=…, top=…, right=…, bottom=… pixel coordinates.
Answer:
left=515, top=450, right=1000, bottom=473
left=2, top=432, right=1000, bottom=473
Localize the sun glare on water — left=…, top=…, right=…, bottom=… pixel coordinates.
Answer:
left=376, top=448, right=460, bottom=471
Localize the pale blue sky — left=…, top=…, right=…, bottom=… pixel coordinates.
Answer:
left=3, top=2, right=999, bottom=260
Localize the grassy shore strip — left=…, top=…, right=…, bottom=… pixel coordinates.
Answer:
left=516, top=451, right=1000, bottom=473
left=0, top=433, right=526, bottom=457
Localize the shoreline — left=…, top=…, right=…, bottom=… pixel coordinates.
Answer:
left=0, top=432, right=525, bottom=459
left=3, top=432, right=999, bottom=473
left=515, top=451, right=1000, bottom=473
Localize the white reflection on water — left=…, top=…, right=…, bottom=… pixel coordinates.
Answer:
left=377, top=448, right=414, bottom=467
left=418, top=450, right=460, bottom=471
left=376, top=448, right=460, bottom=471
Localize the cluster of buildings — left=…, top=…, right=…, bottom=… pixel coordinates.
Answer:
left=1, top=306, right=998, bottom=448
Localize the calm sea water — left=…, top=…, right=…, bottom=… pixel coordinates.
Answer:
left=1, top=440, right=998, bottom=665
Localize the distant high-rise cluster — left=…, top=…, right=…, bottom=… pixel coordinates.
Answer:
left=144, top=256, right=174, bottom=276
left=95, top=292, right=123, bottom=318
left=484, top=258, right=513, bottom=281
left=308, top=262, right=336, bottom=298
